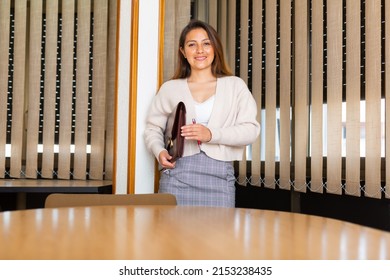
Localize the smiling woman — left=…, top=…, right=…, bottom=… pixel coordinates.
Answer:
left=144, top=19, right=260, bottom=207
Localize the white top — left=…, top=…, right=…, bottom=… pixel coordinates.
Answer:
left=194, top=95, right=215, bottom=126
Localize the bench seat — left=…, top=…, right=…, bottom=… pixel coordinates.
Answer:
left=0, top=179, right=113, bottom=210
left=0, top=179, right=112, bottom=194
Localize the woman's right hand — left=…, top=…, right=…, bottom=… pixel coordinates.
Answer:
left=159, top=150, right=176, bottom=169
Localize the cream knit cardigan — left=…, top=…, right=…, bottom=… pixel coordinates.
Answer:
left=144, top=76, right=260, bottom=162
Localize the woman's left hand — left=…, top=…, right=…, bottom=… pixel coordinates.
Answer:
left=181, top=123, right=211, bottom=143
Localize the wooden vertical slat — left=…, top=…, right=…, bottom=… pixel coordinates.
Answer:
left=208, top=0, right=218, bottom=30
left=89, top=0, right=108, bottom=179
left=227, top=0, right=236, bottom=73
left=237, top=0, right=249, bottom=185
left=326, top=0, right=343, bottom=195
left=163, top=0, right=190, bottom=81
left=10, top=0, right=27, bottom=178
left=41, top=0, right=59, bottom=178
left=365, top=0, right=382, bottom=198
left=219, top=0, right=228, bottom=58
left=345, top=0, right=361, bottom=196
left=104, top=0, right=118, bottom=180
left=57, top=0, right=75, bottom=179
left=73, top=0, right=91, bottom=179
left=163, top=0, right=175, bottom=81
left=386, top=0, right=390, bottom=199
left=132, top=0, right=163, bottom=193
left=195, top=0, right=207, bottom=22
left=264, top=0, right=277, bottom=189
left=175, top=1, right=191, bottom=58
left=25, top=0, right=43, bottom=178
left=278, top=0, right=291, bottom=190
left=0, top=0, right=11, bottom=177
left=128, top=0, right=139, bottom=194
left=250, top=0, right=262, bottom=186
left=294, top=0, right=309, bottom=192
left=310, top=0, right=324, bottom=193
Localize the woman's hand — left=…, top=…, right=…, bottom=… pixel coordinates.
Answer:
left=181, top=123, right=212, bottom=143
left=159, top=150, right=176, bottom=169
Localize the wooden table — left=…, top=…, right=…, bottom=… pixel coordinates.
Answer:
left=0, top=205, right=389, bottom=260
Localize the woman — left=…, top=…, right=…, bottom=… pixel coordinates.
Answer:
left=144, top=19, right=260, bottom=207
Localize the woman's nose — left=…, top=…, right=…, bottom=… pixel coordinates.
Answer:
left=196, top=45, right=204, bottom=53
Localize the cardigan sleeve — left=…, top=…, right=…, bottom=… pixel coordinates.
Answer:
left=143, top=80, right=189, bottom=161
left=143, top=84, right=173, bottom=161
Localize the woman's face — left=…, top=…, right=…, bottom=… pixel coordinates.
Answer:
left=180, top=28, right=215, bottom=73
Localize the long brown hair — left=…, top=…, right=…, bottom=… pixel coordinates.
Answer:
left=172, top=19, right=232, bottom=79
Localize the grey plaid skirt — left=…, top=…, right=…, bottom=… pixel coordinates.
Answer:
left=159, top=151, right=236, bottom=207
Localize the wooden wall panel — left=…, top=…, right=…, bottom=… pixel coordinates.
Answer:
left=25, top=0, right=43, bottom=178
left=278, top=0, right=292, bottom=190
left=73, top=0, right=91, bottom=179
left=89, top=0, right=108, bottom=179
left=208, top=0, right=218, bottom=30
left=226, top=0, right=236, bottom=73
left=250, top=0, right=262, bottom=186
left=264, top=0, right=277, bottom=189
left=310, top=0, right=324, bottom=193
left=10, top=0, right=27, bottom=178
left=57, top=0, right=76, bottom=179
left=294, top=0, right=309, bottom=192
left=0, top=0, right=11, bottom=177
left=345, top=0, right=361, bottom=196
left=237, top=0, right=249, bottom=185
left=326, top=0, right=343, bottom=194
left=41, top=0, right=59, bottom=178
left=365, top=0, right=382, bottom=198
left=386, top=0, right=390, bottom=199
left=104, top=0, right=118, bottom=180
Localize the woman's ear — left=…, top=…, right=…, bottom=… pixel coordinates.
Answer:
left=180, top=47, right=186, bottom=58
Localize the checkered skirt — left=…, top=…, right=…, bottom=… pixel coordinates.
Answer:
left=159, top=152, right=235, bottom=207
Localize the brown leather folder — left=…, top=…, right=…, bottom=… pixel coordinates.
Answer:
left=165, top=101, right=186, bottom=162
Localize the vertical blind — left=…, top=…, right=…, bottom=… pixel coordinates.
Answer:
left=199, top=0, right=389, bottom=200
left=0, top=0, right=116, bottom=180
left=163, top=0, right=191, bottom=81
